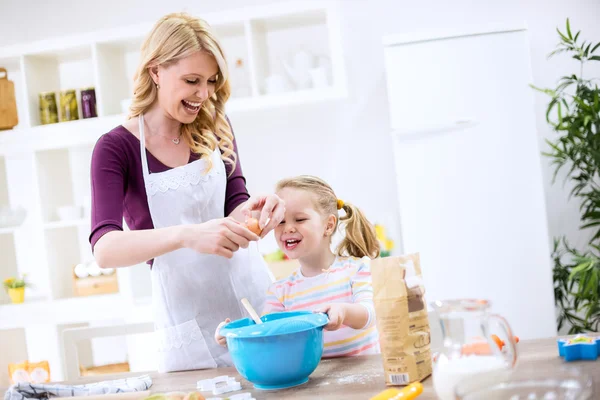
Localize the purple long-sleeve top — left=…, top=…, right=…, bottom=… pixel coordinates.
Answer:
left=89, top=123, right=250, bottom=252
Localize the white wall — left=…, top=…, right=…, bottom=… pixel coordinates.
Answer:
left=1, top=0, right=599, bottom=332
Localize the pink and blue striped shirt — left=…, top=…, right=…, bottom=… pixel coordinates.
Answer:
left=263, top=256, right=380, bottom=358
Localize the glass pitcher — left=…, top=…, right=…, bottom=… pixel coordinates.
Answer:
left=431, top=299, right=518, bottom=400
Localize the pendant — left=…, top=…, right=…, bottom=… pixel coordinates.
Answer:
left=172, top=137, right=180, bottom=145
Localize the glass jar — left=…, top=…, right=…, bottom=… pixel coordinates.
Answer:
left=81, top=87, right=97, bottom=119
left=39, top=91, right=58, bottom=125
left=59, top=89, right=79, bottom=121
left=431, top=299, right=518, bottom=400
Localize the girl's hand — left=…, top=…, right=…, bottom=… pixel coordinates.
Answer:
left=241, top=194, right=285, bottom=238
left=180, top=218, right=259, bottom=259
left=214, top=318, right=231, bottom=347
left=316, top=303, right=347, bottom=331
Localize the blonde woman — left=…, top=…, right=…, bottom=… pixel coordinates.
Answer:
left=89, top=13, right=283, bottom=372
left=216, top=175, right=381, bottom=358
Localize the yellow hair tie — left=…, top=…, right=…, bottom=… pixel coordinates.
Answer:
left=337, top=199, right=345, bottom=210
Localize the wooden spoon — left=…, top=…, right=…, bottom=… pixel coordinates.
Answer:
left=241, top=297, right=263, bottom=325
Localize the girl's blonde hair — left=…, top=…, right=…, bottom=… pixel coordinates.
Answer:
left=276, top=176, right=380, bottom=259
left=129, top=12, right=235, bottom=172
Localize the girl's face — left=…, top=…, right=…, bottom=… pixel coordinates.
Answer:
left=150, top=51, right=219, bottom=124
left=274, top=188, right=336, bottom=260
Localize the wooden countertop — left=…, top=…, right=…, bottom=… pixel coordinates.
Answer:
left=5, top=337, right=599, bottom=399
left=64, top=336, right=600, bottom=399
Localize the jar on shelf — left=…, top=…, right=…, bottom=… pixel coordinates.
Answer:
left=59, top=89, right=79, bottom=122
left=80, top=87, right=97, bottom=119
left=38, top=91, right=58, bottom=125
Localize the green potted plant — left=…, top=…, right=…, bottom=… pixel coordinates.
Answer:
left=533, top=19, right=600, bottom=333
left=3, top=274, right=29, bottom=304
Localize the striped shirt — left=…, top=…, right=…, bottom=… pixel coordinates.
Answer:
left=263, top=256, right=380, bottom=358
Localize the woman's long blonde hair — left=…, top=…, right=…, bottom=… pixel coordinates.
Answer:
left=276, top=176, right=380, bottom=259
left=129, top=12, right=235, bottom=172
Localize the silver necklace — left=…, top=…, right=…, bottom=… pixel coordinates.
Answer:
left=145, top=122, right=182, bottom=144
left=155, top=134, right=181, bottom=145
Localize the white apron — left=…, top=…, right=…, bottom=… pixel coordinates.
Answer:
left=138, top=115, right=273, bottom=372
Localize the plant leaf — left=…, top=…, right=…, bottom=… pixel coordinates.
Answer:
left=581, top=221, right=600, bottom=229
left=557, top=28, right=570, bottom=43
left=557, top=101, right=563, bottom=123
left=569, top=261, right=593, bottom=280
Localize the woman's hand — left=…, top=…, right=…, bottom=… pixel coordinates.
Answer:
left=214, top=318, right=231, bottom=347
left=240, top=194, right=285, bottom=238
left=316, top=303, right=347, bottom=331
left=179, top=217, right=259, bottom=258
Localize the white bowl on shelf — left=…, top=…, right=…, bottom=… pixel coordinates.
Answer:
left=74, top=263, right=89, bottom=279
left=87, top=262, right=102, bottom=277
left=56, top=206, right=82, bottom=221
left=0, top=206, right=27, bottom=228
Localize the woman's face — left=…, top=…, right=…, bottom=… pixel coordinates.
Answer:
left=151, top=51, right=219, bottom=124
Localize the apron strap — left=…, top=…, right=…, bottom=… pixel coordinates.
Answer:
left=139, top=114, right=151, bottom=178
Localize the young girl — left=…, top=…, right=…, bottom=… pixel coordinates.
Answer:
left=216, top=175, right=381, bottom=357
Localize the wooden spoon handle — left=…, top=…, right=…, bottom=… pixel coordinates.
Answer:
left=241, top=297, right=262, bottom=324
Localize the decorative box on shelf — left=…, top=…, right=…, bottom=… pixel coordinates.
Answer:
left=8, top=360, right=51, bottom=384
left=72, top=262, right=119, bottom=297
left=80, top=362, right=130, bottom=377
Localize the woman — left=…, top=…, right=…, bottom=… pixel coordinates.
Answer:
left=89, top=12, right=284, bottom=372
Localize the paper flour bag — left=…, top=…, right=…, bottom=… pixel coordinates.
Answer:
left=371, top=253, right=432, bottom=385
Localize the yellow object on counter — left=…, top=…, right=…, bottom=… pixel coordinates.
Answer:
left=370, top=382, right=423, bottom=400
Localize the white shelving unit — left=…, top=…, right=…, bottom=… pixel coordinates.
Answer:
left=0, top=1, right=347, bottom=384
left=0, top=1, right=347, bottom=155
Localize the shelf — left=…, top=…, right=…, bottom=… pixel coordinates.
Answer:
left=44, top=219, right=88, bottom=230
left=44, top=228, right=83, bottom=299
left=0, top=293, right=152, bottom=330
left=227, top=86, right=346, bottom=112
left=22, top=46, right=96, bottom=127
left=0, top=234, right=19, bottom=306
left=0, top=114, right=126, bottom=154
left=0, top=328, right=28, bottom=387
left=0, top=85, right=348, bottom=152
left=0, top=226, right=20, bottom=235
left=247, top=8, right=332, bottom=96
left=213, top=22, right=253, bottom=99
left=0, top=156, right=8, bottom=205
left=93, top=38, right=143, bottom=117
left=35, top=149, right=76, bottom=224
left=0, top=1, right=345, bottom=136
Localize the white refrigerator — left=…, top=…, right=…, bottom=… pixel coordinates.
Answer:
left=383, top=25, right=557, bottom=340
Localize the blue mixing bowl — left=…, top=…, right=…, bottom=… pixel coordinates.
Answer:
left=220, top=310, right=328, bottom=390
